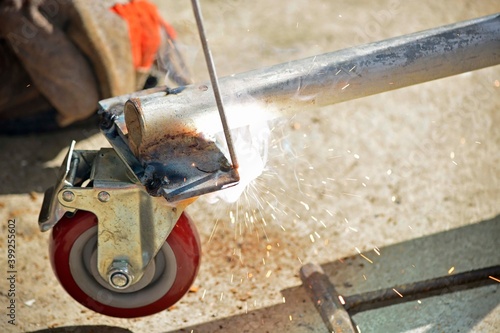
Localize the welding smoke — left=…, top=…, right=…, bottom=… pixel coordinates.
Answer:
left=204, top=120, right=272, bottom=203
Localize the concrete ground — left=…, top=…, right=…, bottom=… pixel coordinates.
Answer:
left=0, top=0, right=499, bottom=332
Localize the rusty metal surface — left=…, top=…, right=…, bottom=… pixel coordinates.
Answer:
left=300, top=263, right=356, bottom=333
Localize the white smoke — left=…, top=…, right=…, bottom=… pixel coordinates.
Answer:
left=204, top=120, right=272, bottom=204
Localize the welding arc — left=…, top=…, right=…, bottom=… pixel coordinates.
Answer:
left=191, top=0, right=239, bottom=169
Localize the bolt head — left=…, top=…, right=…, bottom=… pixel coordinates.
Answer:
left=107, top=260, right=133, bottom=289
left=62, top=190, right=75, bottom=202
left=109, top=272, right=130, bottom=288
left=97, top=191, right=110, bottom=202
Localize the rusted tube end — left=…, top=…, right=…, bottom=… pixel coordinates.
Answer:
left=124, top=98, right=145, bottom=156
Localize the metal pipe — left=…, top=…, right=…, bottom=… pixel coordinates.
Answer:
left=125, top=13, right=499, bottom=154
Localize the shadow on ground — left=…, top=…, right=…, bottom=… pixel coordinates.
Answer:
left=160, top=215, right=499, bottom=333
left=0, top=118, right=100, bottom=195
left=28, top=326, right=133, bottom=333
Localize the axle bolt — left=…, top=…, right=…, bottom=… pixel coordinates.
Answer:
left=98, top=191, right=110, bottom=202
left=109, top=272, right=130, bottom=288
left=61, top=190, right=75, bottom=202
left=107, top=260, right=133, bottom=289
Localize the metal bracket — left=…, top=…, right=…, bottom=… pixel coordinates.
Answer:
left=40, top=146, right=192, bottom=287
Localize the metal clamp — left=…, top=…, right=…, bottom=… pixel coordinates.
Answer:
left=40, top=146, right=192, bottom=288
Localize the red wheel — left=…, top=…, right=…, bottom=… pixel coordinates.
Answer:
left=49, top=210, right=201, bottom=318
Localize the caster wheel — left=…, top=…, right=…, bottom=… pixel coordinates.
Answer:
left=49, top=210, right=201, bottom=318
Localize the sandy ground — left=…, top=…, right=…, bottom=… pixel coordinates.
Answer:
left=0, top=1, right=499, bottom=332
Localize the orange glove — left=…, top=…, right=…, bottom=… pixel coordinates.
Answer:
left=0, top=0, right=190, bottom=131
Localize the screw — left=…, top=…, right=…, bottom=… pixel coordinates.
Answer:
left=97, top=191, right=110, bottom=202
left=107, top=260, right=133, bottom=289
left=61, top=190, right=75, bottom=202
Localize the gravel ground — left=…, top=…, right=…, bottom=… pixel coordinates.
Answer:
left=0, top=1, right=499, bottom=332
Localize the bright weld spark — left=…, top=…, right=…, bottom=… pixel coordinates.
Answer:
left=417, top=300, right=422, bottom=304
left=338, top=295, right=346, bottom=305
left=335, top=69, right=342, bottom=75
left=356, top=325, right=362, bottom=333
left=393, top=288, right=404, bottom=297
left=342, top=192, right=361, bottom=197
left=374, top=247, right=381, bottom=256
left=309, top=234, right=315, bottom=243
left=349, top=226, right=358, bottom=232
left=488, top=276, right=500, bottom=283
left=341, top=83, right=350, bottom=90
left=349, top=65, right=356, bottom=72
left=202, top=289, right=207, bottom=299
left=289, top=315, right=293, bottom=321
left=283, top=297, right=286, bottom=303
left=266, top=270, right=272, bottom=278
left=363, top=274, right=367, bottom=280
left=300, top=201, right=310, bottom=210
left=320, top=221, right=327, bottom=228
left=326, top=209, right=334, bottom=216
left=360, top=253, right=373, bottom=264
left=448, top=266, right=455, bottom=274
left=208, top=218, right=219, bottom=243
left=314, top=231, right=321, bottom=239
left=220, top=292, right=224, bottom=301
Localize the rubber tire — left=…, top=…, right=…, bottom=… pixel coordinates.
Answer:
left=49, top=210, right=201, bottom=318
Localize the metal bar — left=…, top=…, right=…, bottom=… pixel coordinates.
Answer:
left=300, top=263, right=357, bottom=333
left=191, top=0, right=239, bottom=169
left=301, top=263, right=500, bottom=332
left=343, top=265, right=500, bottom=314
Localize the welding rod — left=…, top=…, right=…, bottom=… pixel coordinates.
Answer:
left=191, top=0, right=239, bottom=169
